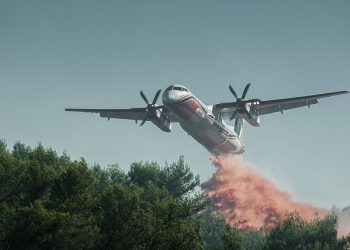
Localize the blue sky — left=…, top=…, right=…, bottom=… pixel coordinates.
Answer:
left=0, top=0, right=349, bottom=208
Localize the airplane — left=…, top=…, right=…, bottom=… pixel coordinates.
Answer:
left=65, top=84, right=348, bottom=155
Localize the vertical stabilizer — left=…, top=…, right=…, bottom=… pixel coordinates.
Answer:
left=234, top=117, right=244, bottom=140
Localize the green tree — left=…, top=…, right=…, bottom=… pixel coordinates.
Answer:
left=139, top=181, right=202, bottom=250
left=128, top=161, right=163, bottom=187
left=3, top=201, right=66, bottom=249
left=223, top=225, right=243, bottom=250
left=0, top=141, right=205, bottom=249
left=163, top=156, right=200, bottom=198
left=0, top=143, right=25, bottom=206
left=200, top=206, right=226, bottom=250
left=12, top=141, right=31, bottom=160
left=128, top=156, right=200, bottom=198
left=1, top=142, right=100, bottom=249
left=241, top=230, right=266, bottom=250
left=48, top=160, right=99, bottom=248
left=98, top=183, right=157, bottom=249
left=265, top=212, right=348, bottom=250
left=108, top=163, right=127, bottom=184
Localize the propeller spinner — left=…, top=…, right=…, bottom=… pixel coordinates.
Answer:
left=229, top=83, right=260, bottom=120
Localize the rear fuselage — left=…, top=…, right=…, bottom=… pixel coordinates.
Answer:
left=162, top=85, right=244, bottom=154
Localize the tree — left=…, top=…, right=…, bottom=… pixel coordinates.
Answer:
left=1, top=142, right=99, bottom=249
left=223, top=225, right=243, bottom=250
left=199, top=206, right=226, bottom=250
left=98, top=183, right=157, bottom=249
left=2, top=140, right=350, bottom=249
left=3, top=201, right=66, bottom=249
left=265, top=212, right=348, bottom=250
left=128, top=161, right=164, bottom=187
left=128, top=156, right=200, bottom=198
left=128, top=162, right=205, bottom=249
left=163, top=156, right=200, bottom=198
left=12, top=141, right=31, bottom=160
left=241, top=230, right=266, bottom=250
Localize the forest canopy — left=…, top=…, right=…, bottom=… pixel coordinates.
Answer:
left=0, top=140, right=349, bottom=249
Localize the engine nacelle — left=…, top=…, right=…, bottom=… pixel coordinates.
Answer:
left=151, top=109, right=172, bottom=132
left=243, top=104, right=260, bottom=127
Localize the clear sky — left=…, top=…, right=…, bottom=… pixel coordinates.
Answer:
left=1, top=0, right=349, bottom=208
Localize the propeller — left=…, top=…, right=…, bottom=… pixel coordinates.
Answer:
left=228, top=83, right=260, bottom=120
left=139, top=89, right=163, bottom=126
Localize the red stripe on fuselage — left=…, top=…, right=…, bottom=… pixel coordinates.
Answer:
left=166, top=95, right=207, bottom=123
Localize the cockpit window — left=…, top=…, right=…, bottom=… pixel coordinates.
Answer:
left=173, top=86, right=188, bottom=92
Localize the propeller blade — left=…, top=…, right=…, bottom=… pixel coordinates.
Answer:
left=140, top=91, right=149, bottom=104
left=140, top=114, right=148, bottom=126
left=152, top=89, right=161, bottom=105
left=230, top=108, right=239, bottom=120
left=241, top=83, right=251, bottom=99
left=229, top=85, right=239, bottom=99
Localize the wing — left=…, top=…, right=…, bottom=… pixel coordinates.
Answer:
left=215, top=90, right=348, bottom=118
left=65, top=108, right=147, bottom=120
left=65, top=107, right=179, bottom=122
left=256, top=91, right=348, bottom=115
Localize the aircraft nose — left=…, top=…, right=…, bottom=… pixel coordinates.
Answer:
left=162, top=90, right=179, bottom=105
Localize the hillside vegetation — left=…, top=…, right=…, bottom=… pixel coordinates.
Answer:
left=0, top=140, right=349, bottom=249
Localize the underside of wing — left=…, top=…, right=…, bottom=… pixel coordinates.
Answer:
left=65, top=107, right=179, bottom=123
left=214, top=90, right=348, bottom=119
left=65, top=108, right=148, bottom=121
left=256, top=91, right=348, bottom=115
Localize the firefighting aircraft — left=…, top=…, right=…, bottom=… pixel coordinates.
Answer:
left=66, top=84, right=348, bottom=154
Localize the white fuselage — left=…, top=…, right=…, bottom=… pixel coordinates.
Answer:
left=162, top=85, right=244, bottom=154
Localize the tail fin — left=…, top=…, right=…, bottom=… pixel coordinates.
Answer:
left=234, top=117, right=244, bottom=140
